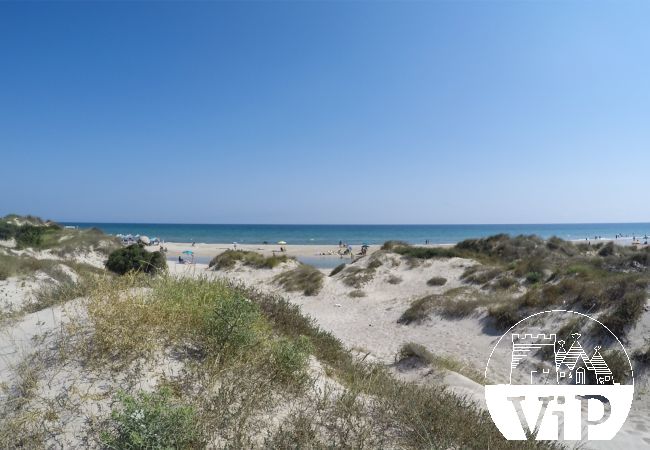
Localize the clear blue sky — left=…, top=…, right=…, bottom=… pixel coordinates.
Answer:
left=1, top=1, right=649, bottom=224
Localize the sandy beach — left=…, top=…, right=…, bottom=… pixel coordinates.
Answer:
left=159, top=241, right=383, bottom=260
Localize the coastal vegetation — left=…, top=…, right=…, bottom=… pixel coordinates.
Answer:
left=426, top=276, right=447, bottom=286
left=2, top=273, right=556, bottom=448
left=274, top=264, right=324, bottom=296
left=209, top=250, right=292, bottom=270
left=105, top=243, right=166, bottom=275
left=0, top=214, right=120, bottom=255
left=395, top=235, right=650, bottom=336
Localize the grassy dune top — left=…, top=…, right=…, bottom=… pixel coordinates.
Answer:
left=395, top=235, right=650, bottom=344
left=0, top=214, right=120, bottom=255
left=2, top=273, right=557, bottom=449
left=209, top=249, right=294, bottom=270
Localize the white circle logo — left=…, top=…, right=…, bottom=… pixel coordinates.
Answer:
left=484, top=310, right=633, bottom=441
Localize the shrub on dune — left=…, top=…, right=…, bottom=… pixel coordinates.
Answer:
left=105, top=244, right=166, bottom=275
left=275, top=264, right=324, bottom=296
left=426, top=276, right=447, bottom=286
left=209, top=250, right=292, bottom=270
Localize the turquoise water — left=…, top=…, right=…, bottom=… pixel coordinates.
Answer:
left=63, top=223, right=650, bottom=245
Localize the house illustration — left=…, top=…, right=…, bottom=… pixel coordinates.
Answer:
left=510, top=333, right=615, bottom=385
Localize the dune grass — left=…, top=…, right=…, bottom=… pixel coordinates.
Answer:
left=0, top=216, right=120, bottom=254
left=58, top=275, right=556, bottom=449
left=209, top=250, right=292, bottom=270
left=391, top=235, right=650, bottom=333
left=397, top=342, right=483, bottom=384
left=274, top=264, right=324, bottom=296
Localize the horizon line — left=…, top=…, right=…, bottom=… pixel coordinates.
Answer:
left=60, top=221, right=650, bottom=226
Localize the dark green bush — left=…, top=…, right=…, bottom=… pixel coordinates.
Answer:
left=101, top=388, right=203, bottom=449
left=105, top=244, right=166, bottom=275
left=427, top=276, right=447, bottom=286
left=525, top=271, right=543, bottom=284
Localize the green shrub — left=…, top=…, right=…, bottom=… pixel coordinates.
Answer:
left=427, top=276, right=447, bottom=286
left=598, top=241, right=615, bottom=257
left=329, top=263, right=346, bottom=277
left=105, top=244, right=166, bottom=275
left=525, top=271, right=543, bottom=284
left=270, top=336, right=313, bottom=384
left=14, top=225, right=45, bottom=248
left=275, top=264, right=324, bottom=296
left=204, top=293, right=261, bottom=358
left=101, top=388, right=203, bottom=449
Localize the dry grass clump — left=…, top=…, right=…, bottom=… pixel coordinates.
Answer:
left=274, top=264, right=324, bottom=296
left=426, top=276, right=447, bottom=286
left=399, top=288, right=498, bottom=325
left=396, top=343, right=483, bottom=383
left=348, top=289, right=366, bottom=298
left=209, top=250, right=292, bottom=270
left=387, top=275, right=402, bottom=285
left=338, top=253, right=387, bottom=288
left=392, top=245, right=460, bottom=259
left=461, top=265, right=502, bottom=285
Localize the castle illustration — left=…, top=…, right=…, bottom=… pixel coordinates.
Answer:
left=510, top=332, right=615, bottom=385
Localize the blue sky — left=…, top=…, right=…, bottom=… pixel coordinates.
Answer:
left=1, top=1, right=649, bottom=224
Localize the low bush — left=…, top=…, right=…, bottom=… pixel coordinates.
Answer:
left=209, top=250, right=291, bottom=270
left=101, top=388, right=203, bottom=449
left=426, top=276, right=447, bottom=286
left=393, top=246, right=460, bottom=259
left=398, top=295, right=435, bottom=324
left=270, top=336, right=313, bottom=384
left=341, top=266, right=376, bottom=288
left=275, top=264, right=324, bottom=296
left=461, top=265, right=502, bottom=285
left=380, top=240, right=409, bottom=251
left=105, top=244, right=166, bottom=275
left=525, top=271, right=543, bottom=284
left=348, top=289, right=366, bottom=298
left=487, top=302, right=522, bottom=331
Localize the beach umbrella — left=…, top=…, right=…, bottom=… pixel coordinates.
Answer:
left=139, top=236, right=150, bottom=245
left=362, top=243, right=370, bottom=247
left=182, top=250, right=194, bottom=255
left=278, top=241, right=287, bottom=245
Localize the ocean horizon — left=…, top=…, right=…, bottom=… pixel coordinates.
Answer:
left=63, top=222, right=650, bottom=246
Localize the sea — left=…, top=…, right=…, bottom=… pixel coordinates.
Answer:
left=62, top=223, right=650, bottom=246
